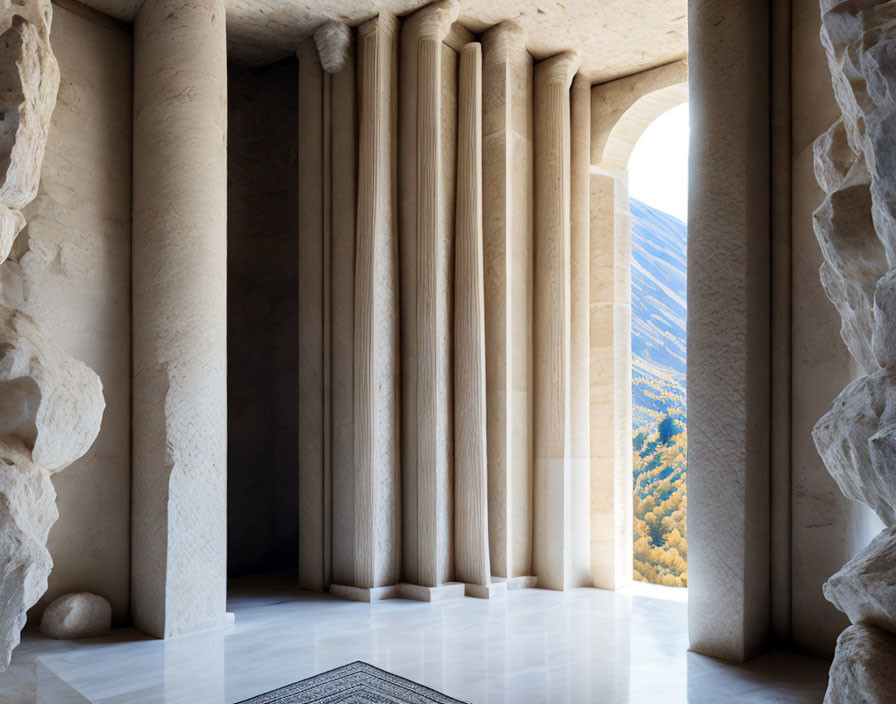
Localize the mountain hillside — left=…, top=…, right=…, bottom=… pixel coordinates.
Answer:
left=630, top=197, right=688, bottom=587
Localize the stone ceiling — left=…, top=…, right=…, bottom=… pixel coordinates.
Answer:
left=73, top=0, right=687, bottom=83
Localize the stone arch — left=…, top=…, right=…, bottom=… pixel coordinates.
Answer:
left=587, top=59, right=687, bottom=590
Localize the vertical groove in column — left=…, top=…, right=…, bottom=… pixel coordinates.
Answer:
left=297, top=39, right=329, bottom=592
left=454, top=42, right=490, bottom=587
left=533, top=51, right=580, bottom=591
left=399, top=0, right=460, bottom=588
left=330, top=31, right=357, bottom=588
left=569, top=74, right=592, bottom=588
left=354, top=13, right=400, bottom=589
left=481, top=21, right=534, bottom=580
left=132, top=0, right=228, bottom=638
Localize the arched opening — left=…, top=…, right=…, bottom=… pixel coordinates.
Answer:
left=588, top=62, right=687, bottom=592
left=628, top=104, right=688, bottom=588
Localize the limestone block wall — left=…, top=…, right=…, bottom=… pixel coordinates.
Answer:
left=227, top=57, right=299, bottom=578
left=18, top=0, right=131, bottom=624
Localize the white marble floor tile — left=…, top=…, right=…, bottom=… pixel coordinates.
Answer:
left=0, top=574, right=830, bottom=703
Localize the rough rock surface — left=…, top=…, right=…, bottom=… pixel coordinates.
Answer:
left=0, top=0, right=104, bottom=670
left=39, top=592, right=111, bottom=640
left=813, top=370, right=896, bottom=526
left=815, top=0, right=896, bottom=697
left=825, top=624, right=896, bottom=703
left=824, top=525, right=896, bottom=633
left=813, top=119, right=887, bottom=373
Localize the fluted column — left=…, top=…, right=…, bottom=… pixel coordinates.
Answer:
left=399, top=0, right=460, bottom=588
left=481, top=21, right=536, bottom=582
left=326, top=23, right=358, bottom=589
left=132, top=0, right=229, bottom=638
left=298, top=23, right=356, bottom=593
left=454, top=42, right=490, bottom=590
left=297, top=38, right=330, bottom=592
left=533, top=51, right=584, bottom=591
left=569, top=74, right=592, bottom=588
left=351, top=13, right=401, bottom=591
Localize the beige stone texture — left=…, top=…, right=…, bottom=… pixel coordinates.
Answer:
left=481, top=20, right=534, bottom=581
left=5, top=0, right=131, bottom=626
left=532, top=50, right=587, bottom=592
left=330, top=30, right=358, bottom=589
left=688, top=0, right=770, bottom=663
left=0, top=307, right=104, bottom=665
left=66, top=0, right=685, bottom=80
left=568, top=74, right=591, bottom=590
left=398, top=0, right=459, bottom=588
left=587, top=171, right=632, bottom=592
left=0, top=0, right=104, bottom=668
left=40, top=592, right=110, bottom=640
left=351, top=13, right=401, bottom=590
left=453, top=41, right=489, bottom=588
left=590, top=59, right=688, bottom=169
left=297, top=38, right=331, bottom=593
left=131, top=0, right=229, bottom=639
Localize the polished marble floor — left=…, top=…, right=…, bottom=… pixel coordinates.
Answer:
left=0, top=574, right=830, bottom=703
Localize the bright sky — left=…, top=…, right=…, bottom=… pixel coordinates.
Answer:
left=628, top=103, right=689, bottom=223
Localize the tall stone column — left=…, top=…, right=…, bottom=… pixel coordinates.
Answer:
left=532, top=51, right=589, bottom=591
left=481, top=21, right=536, bottom=583
left=454, top=42, right=490, bottom=590
left=351, top=13, right=401, bottom=591
left=688, top=0, right=770, bottom=662
left=399, top=0, right=460, bottom=589
left=569, top=74, right=592, bottom=589
left=131, top=0, right=229, bottom=638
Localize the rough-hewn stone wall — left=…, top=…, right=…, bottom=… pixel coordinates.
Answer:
left=811, top=1, right=896, bottom=699
left=0, top=0, right=105, bottom=668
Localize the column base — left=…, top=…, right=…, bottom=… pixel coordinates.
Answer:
left=330, top=577, right=539, bottom=602
left=506, top=575, right=538, bottom=590
left=329, top=582, right=467, bottom=602
left=464, top=579, right=506, bottom=599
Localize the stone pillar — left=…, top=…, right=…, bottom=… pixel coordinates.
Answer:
left=132, top=0, right=229, bottom=638
left=297, top=38, right=330, bottom=592
left=688, top=0, right=770, bottom=661
left=587, top=168, right=633, bottom=590
left=351, top=13, right=401, bottom=591
left=324, top=22, right=357, bottom=590
left=569, top=74, right=592, bottom=589
left=297, top=22, right=355, bottom=593
left=454, top=42, right=490, bottom=589
left=481, top=21, right=535, bottom=582
left=399, top=0, right=460, bottom=589
left=532, top=51, right=586, bottom=591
